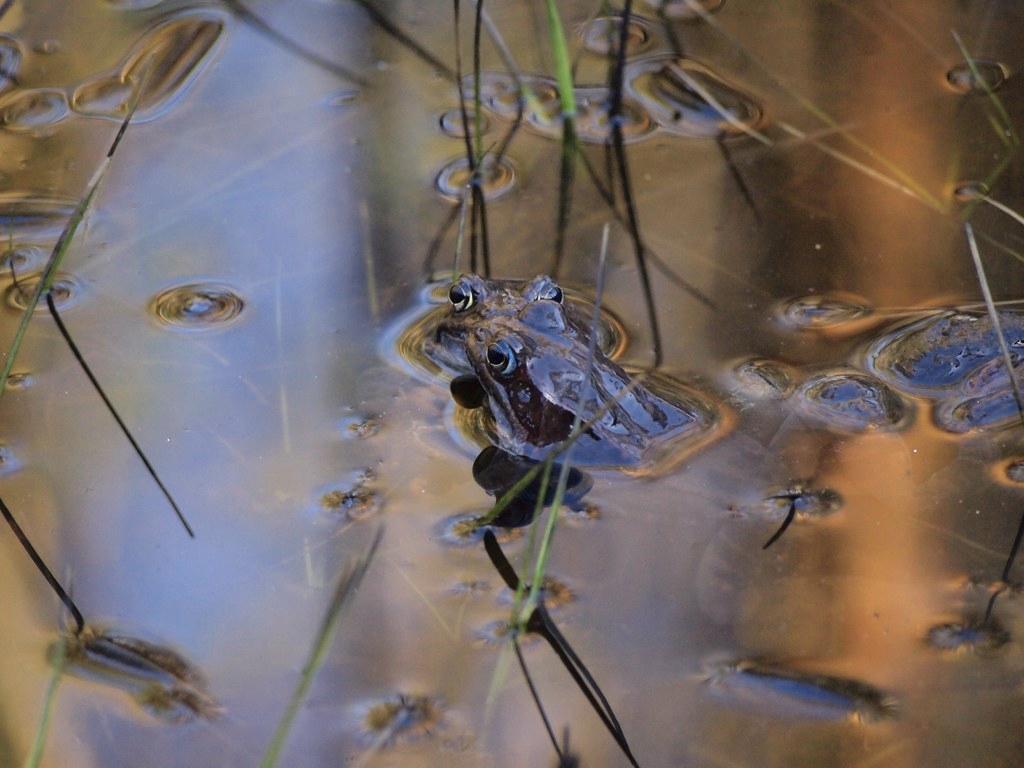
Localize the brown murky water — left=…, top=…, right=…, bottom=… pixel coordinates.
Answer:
left=2, top=1, right=1024, bottom=766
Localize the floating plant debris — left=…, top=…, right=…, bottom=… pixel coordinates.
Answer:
left=319, top=469, right=382, bottom=521
left=358, top=694, right=445, bottom=744
left=776, top=293, right=872, bottom=331
left=797, top=371, right=908, bottom=432
left=945, top=60, right=1009, bottom=94
left=60, top=627, right=219, bottom=723
left=434, top=512, right=523, bottom=548
left=625, top=56, right=763, bottom=138
left=498, top=574, right=575, bottom=611
left=3, top=370, right=32, bottom=389
left=339, top=413, right=382, bottom=439
left=704, top=660, right=897, bottom=722
left=731, top=357, right=796, bottom=400
left=149, top=282, right=244, bottom=329
left=762, top=484, right=843, bottom=519
left=926, top=619, right=1009, bottom=655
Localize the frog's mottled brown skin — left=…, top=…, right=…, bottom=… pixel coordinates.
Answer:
left=434, top=274, right=711, bottom=468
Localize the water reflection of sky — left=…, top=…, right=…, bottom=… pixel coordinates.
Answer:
left=2, top=1, right=1024, bottom=767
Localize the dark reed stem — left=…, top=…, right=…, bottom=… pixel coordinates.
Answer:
left=513, top=635, right=565, bottom=762
left=762, top=498, right=796, bottom=550
left=0, top=494, right=85, bottom=634
left=348, top=0, right=457, bottom=81
left=607, top=0, right=663, bottom=367
left=223, top=0, right=368, bottom=86
left=45, top=293, right=194, bottom=538
left=483, top=530, right=641, bottom=768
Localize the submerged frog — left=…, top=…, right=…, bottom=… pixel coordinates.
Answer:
left=436, top=274, right=720, bottom=468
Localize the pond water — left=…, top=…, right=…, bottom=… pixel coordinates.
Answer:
left=2, top=1, right=1024, bottom=766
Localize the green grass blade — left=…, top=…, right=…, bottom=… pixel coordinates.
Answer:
left=260, top=527, right=383, bottom=768
left=23, top=634, right=67, bottom=768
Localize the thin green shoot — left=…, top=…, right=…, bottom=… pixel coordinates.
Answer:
left=259, top=527, right=383, bottom=768
left=0, top=67, right=147, bottom=397
left=519, top=223, right=609, bottom=627
left=952, top=31, right=1018, bottom=148
left=963, top=222, right=1024, bottom=429
left=452, top=187, right=471, bottom=279
left=23, top=634, right=67, bottom=768
left=471, top=369, right=649, bottom=530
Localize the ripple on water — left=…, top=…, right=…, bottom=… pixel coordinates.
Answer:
left=104, top=0, right=170, bottom=8
left=935, top=389, right=1023, bottom=434
left=641, top=0, right=724, bottom=20
left=0, top=89, right=70, bottom=133
left=952, top=181, right=989, bottom=203
left=0, top=35, right=22, bottom=88
left=5, top=273, right=80, bottom=313
left=555, top=87, right=654, bottom=145
left=796, top=371, right=908, bottom=432
left=998, top=457, right=1024, bottom=484
left=0, top=243, right=45, bottom=275
left=580, top=15, right=652, bottom=57
left=762, top=484, right=842, bottom=519
left=776, top=292, right=872, bottom=332
left=72, top=9, right=225, bottom=122
left=4, top=371, right=33, bottom=390
left=926, top=619, right=1009, bottom=655
left=866, top=310, right=1024, bottom=398
left=0, top=444, right=21, bottom=475
left=439, top=107, right=489, bottom=139
left=464, top=72, right=559, bottom=121
left=730, top=357, right=796, bottom=400
left=626, top=56, right=763, bottom=139
left=945, top=60, right=1009, bottom=94
left=0, top=193, right=76, bottom=240
left=148, top=282, right=244, bottom=330
left=435, top=155, right=516, bottom=202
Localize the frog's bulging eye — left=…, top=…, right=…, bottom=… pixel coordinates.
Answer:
left=449, top=281, right=476, bottom=312
left=486, top=341, right=517, bottom=375
left=537, top=282, right=563, bottom=303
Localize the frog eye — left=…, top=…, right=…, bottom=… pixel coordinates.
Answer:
left=486, top=340, right=517, bottom=375
left=537, top=282, right=563, bottom=303
left=448, top=280, right=476, bottom=312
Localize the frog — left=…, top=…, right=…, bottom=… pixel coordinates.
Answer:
left=430, top=273, right=599, bottom=375
left=434, top=275, right=716, bottom=468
